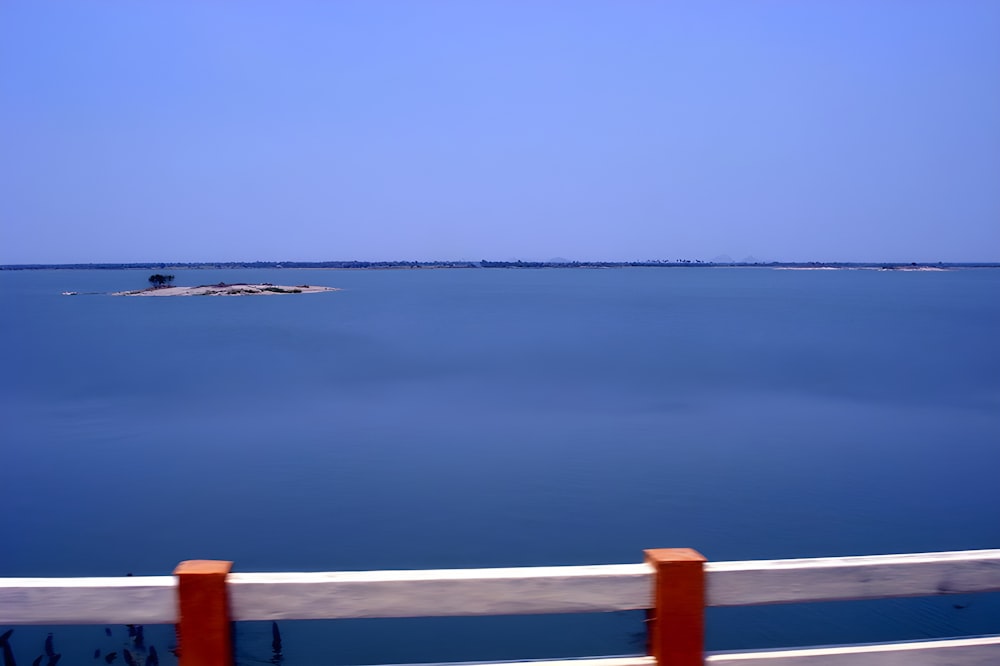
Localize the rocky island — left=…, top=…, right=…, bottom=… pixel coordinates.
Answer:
left=114, top=282, right=340, bottom=296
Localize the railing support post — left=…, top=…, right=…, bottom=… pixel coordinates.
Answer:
left=644, top=548, right=707, bottom=666
left=174, top=560, right=234, bottom=666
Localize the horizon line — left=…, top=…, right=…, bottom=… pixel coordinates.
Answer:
left=4, top=259, right=1000, bottom=269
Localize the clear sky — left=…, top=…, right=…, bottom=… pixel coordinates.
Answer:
left=1, top=1, right=998, bottom=264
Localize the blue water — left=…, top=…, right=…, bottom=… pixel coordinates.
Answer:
left=2, top=267, right=999, bottom=665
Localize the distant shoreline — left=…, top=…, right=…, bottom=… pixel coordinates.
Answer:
left=4, top=261, right=999, bottom=271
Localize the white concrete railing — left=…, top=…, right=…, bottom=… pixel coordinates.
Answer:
left=2, top=549, right=1000, bottom=665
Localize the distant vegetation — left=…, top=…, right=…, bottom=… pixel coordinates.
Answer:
left=147, top=274, right=175, bottom=288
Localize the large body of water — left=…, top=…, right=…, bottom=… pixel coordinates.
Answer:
left=2, top=267, right=999, bottom=665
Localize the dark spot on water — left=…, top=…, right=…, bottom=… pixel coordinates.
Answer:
left=271, top=622, right=283, bottom=664
left=0, top=632, right=14, bottom=666
left=104, top=652, right=117, bottom=664
left=93, top=649, right=100, bottom=659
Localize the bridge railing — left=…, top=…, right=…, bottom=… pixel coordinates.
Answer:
left=3, top=548, right=1000, bottom=665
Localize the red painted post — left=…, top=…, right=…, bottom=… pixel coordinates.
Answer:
left=644, top=548, right=707, bottom=666
left=174, top=560, right=234, bottom=666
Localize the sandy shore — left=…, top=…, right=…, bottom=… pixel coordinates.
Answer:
left=114, top=283, right=340, bottom=296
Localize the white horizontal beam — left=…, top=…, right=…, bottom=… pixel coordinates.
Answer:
left=228, top=564, right=652, bottom=620
left=0, top=576, right=176, bottom=625
left=371, top=636, right=1000, bottom=666
left=705, top=635, right=1000, bottom=665
left=380, top=658, right=654, bottom=666
left=230, top=549, right=1000, bottom=620
left=705, top=549, right=1000, bottom=606
left=4, top=549, right=1000, bottom=625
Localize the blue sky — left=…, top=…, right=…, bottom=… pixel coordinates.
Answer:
left=1, top=1, right=998, bottom=263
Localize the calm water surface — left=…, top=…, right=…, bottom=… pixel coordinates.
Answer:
left=2, top=268, right=999, bottom=664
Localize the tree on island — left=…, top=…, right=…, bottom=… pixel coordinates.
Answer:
left=148, top=274, right=175, bottom=288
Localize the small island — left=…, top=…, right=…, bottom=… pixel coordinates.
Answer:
left=115, top=277, right=339, bottom=296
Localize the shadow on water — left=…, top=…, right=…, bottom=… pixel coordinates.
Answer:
left=270, top=623, right=283, bottom=665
